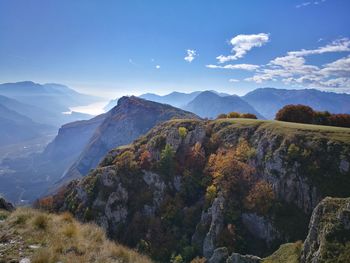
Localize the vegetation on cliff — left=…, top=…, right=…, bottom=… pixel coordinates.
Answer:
left=43, top=118, right=350, bottom=262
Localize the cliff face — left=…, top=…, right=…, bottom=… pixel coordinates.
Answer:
left=301, top=197, right=350, bottom=263
left=211, top=120, right=350, bottom=214
left=38, top=113, right=106, bottom=181
left=49, top=119, right=350, bottom=262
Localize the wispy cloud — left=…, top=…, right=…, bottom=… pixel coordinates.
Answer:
left=206, top=64, right=260, bottom=71
left=246, top=38, right=350, bottom=91
left=216, top=33, right=269, bottom=63
left=296, top=0, right=326, bottom=8
left=184, top=49, right=197, bottom=63
left=229, top=78, right=239, bottom=82
left=155, top=65, right=161, bottom=69
left=288, top=38, right=350, bottom=56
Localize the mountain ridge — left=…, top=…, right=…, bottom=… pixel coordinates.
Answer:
left=184, top=90, right=263, bottom=118
left=61, top=96, right=200, bottom=183
left=0, top=81, right=100, bottom=126
left=243, top=87, right=350, bottom=119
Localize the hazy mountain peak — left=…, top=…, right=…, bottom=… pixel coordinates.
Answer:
left=184, top=90, right=262, bottom=118
left=60, top=97, right=199, bottom=183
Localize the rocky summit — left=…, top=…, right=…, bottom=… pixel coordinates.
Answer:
left=62, top=96, right=199, bottom=181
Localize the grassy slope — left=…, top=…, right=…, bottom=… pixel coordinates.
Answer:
left=0, top=208, right=151, bottom=263
left=214, top=118, right=350, bottom=143
left=262, top=242, right=302, bottom=263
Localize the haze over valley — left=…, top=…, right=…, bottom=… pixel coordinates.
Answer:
left=1, top=1, right=350, bottom=262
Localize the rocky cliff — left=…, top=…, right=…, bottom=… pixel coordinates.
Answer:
left=301, top=197, right=350, bottom=263
left=48, top=118, right=350, bottom=262
left=0, top=197, right=14, bottom=211
left=62, top=96, right=199, bottom=183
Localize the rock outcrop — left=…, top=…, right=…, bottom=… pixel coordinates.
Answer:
left=227, top=253, right=261, bottom=263
left=301, top=197, right=350, bottom=263
left=208, top=248, right=261, bottom=263
left=0, top=197, right=14, bottom=211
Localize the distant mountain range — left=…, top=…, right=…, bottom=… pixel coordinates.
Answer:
left=242, top=87, right=350, bottom=119
left=0, top=81, right=101, bottom=127
left=104, top=88, right=350, bottom=120
left=104, top=90, right=231, bottom=112
left=2, top=81, right=350, bottom=204
left=1, top=96, right=199, bottom=203
left=0, top=81, right=98, bottom=112
left=0, top=104, right=54, bottom=146
left=184, top=90, right=263, bottom=118
left=140, top=91, right=202, bottom=108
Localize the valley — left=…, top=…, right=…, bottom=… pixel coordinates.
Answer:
left=1, top=1, right=350, bottom=262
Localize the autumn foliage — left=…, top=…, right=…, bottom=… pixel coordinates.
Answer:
left=275, top=104, right=315, bottom=124
left=139, top=150, right=152, bottom=169
left=245, top=180, right=275, bottom=215
left=35, top=196, right=54, bottom=212
left=275, top=104, right=350, bottom=128
left=217, top=112, right=258, bottom=119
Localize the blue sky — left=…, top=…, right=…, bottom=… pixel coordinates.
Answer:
left=0, top=0, right=349, bottom=98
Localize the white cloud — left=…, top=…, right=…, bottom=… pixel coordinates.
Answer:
left=296, top=2, right=311, bottom=8
left=229, top=78, right=239, bottom=82
left=320, top=56, right=350, bottom=77
left=184, top=49, right=197, bottom=63
left=155, top=65, right=161, bottom=69
left=206, top=63, right=259, bottom=71
left=216, top=33, right=269, bottom=63
left=288, top=38, right=350, bottom=57
left=296, top=0, right=326, bottom=8
left=246, top=38, right=350, bottom=91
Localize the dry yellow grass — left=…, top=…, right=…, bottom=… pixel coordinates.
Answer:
left=0, top=208, right=152, bottom=263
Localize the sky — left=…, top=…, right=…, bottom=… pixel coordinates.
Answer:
left=0, top=0, right=350, bottom=98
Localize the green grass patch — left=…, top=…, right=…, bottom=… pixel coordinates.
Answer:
left=263, top=241, right=302, bottom=263
left=214, top=118, right=350, bottom=143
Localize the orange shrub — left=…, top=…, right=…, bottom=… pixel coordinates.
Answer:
left=245, top=180, right=275, bottom=215
left=36, top=196, right=54, bottom=212
left=185, top=142, right=206, bottom=171
left=240, top=113, right=257, bottom=119
left=206, top=149, right=253, bottom=197
left=227, top=112, right=240, bottom=118
left=275, top=104, right=314, bottom=124
left=139, top=150, right=152, bottom=169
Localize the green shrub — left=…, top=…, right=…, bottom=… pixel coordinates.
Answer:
left=114, top=150, right=138, bottom=171
left=178, top=127, right=188, bottom=139
left=159, top=144, right=175, bottom=178
left=227, top=112, right=240, bottom=118
left=287, top=144, right=300, bottom=160
left=205, top=185, right=217, bottom=204
left=171, top=254, right=184, bottom=263
left=235, top=138, right=256, bottom=161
